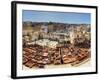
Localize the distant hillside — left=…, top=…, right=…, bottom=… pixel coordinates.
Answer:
left=23, top=21, right=90, bottom=32
left=23, top=21, right=90, bottom=27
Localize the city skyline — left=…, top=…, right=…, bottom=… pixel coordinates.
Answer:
left=22, top=10, right=91, bottom=24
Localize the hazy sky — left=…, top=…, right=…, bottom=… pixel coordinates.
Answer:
left=22, top=10, right=91, bottom=24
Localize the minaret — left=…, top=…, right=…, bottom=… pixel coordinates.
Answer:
left=69, top=26, right=75, bottom=45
